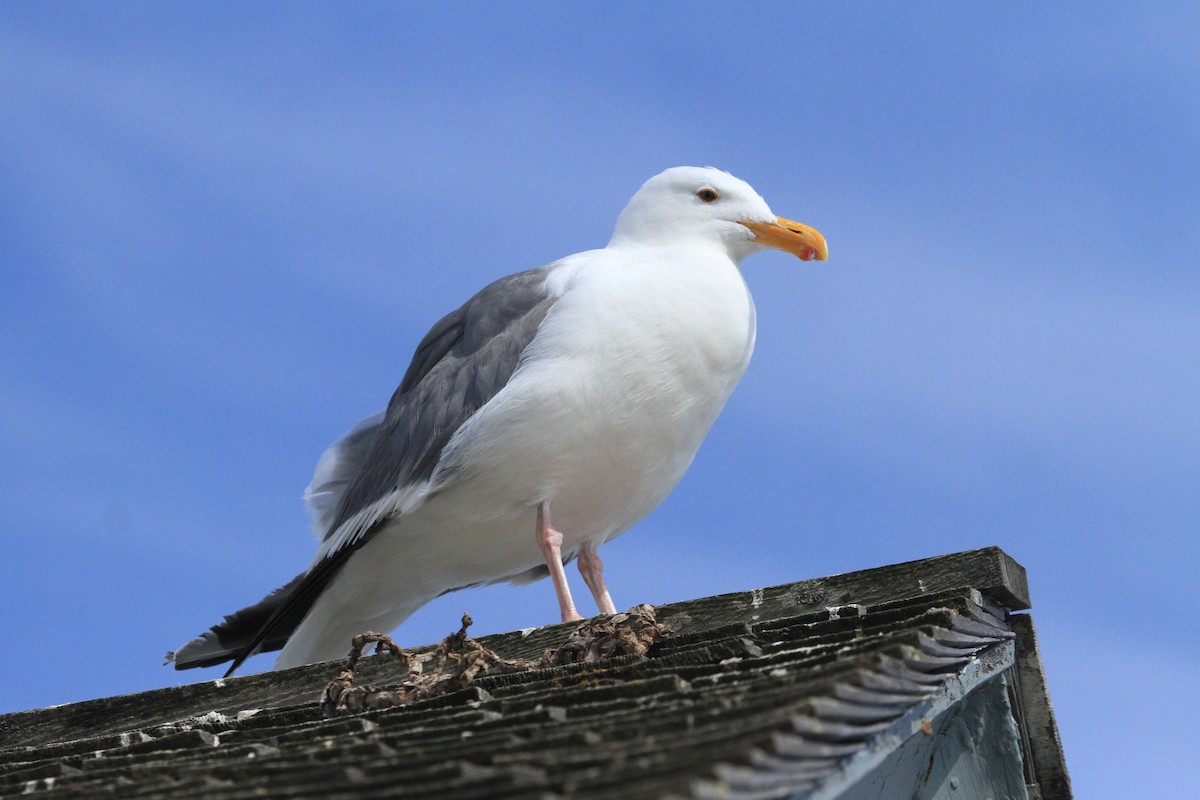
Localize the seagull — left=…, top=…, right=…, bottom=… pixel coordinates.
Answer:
left=169, top=166, right=828, bottom=676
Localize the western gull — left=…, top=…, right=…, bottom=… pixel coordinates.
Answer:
left=169, top=166, right=828, bottom=675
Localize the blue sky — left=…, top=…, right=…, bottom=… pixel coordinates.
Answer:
left=2, top=4, right=1196, bottom=796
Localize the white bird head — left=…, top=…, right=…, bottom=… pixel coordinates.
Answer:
left=608, top=166, right=828, bottom=265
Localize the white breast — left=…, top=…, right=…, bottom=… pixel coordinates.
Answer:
left=434, top=246, right=756, bottom=548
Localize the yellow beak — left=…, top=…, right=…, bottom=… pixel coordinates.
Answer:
left=739, top=216, right=828, bottom=262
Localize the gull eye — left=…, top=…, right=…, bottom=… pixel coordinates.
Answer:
left=696, top=188, right=719, bottom=203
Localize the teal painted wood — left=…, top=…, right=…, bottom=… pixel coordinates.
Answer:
left=808, top=641, right=1026, bottom=800
left=835, top=672, right=1028, bottom=800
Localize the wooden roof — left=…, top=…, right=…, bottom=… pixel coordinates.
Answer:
left=0, top=547, right=1070, bottom=799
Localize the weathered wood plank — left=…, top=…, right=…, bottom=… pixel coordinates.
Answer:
left=1009, top=614, right=1074, bottom=800
left=654, top=545, right=1030, bottom=638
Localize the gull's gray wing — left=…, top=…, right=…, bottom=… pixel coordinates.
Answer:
left=321, top=265, right=559, bottom=548
left=303, top=411, right=386, bottom=540
left=214, top=266, right=560, bottom=675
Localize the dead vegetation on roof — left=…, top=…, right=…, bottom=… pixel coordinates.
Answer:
left=320, top=604, right=671, bottom=717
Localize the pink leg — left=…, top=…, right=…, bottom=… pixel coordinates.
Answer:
left=578, top=542, right=618, bottom=616
left=536, top=504, right=583, bottom=623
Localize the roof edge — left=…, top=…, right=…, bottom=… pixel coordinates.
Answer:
left=649, top=546, right=1029, bottom=641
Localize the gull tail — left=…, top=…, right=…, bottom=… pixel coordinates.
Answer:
left=166, top=572, right=307, bottom=671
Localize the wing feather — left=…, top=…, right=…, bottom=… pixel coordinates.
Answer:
left=221, top=266, right=560, bottom=675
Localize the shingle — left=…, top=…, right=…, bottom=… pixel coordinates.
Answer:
left=0, top=547, right=1070, bottom=800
